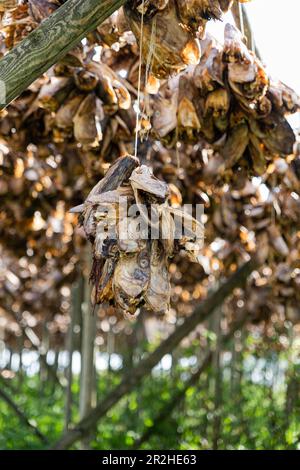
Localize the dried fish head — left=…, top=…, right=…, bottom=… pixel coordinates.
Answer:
left=248, top=133, right=267, bottom=175
left=260, top=113, right=295, bottom=156
left=55, top=94, right=84, bottom=129
left=228, top=59, right=268, bottom=104
left=176, top=0, right=222, bottom=34
left=111, top=80, right=131, bottom=110
left=205, top=88, right=230, bottom=118
left=91, top=257, right=116, bottom=304
left=169, top=207, right=204, bottom=251
left=72, top=94, right=104, bottom=148
left=177, top=96, right=201, bottom=141
left=37, top=77, right=73, bottom=112
left=222, top=121, right=249, bottom=168
left=118, top=215, right=148, bottom=253
left=88, top=62, right=131, bottom=111
left=0, top=1, right=18, bottom=13
left=194, top=45, right=224, bottom=94
left=223, top=23, right=253, bottom=64
left=130, top=165, right=169, bottom=200
left=125, top=0, right=200, bottom=79
left=28, top=0, right=63, bottom=22
left=113, top=249, right=150, bottom=313
left=94, top=206, right=118, bottom=259
left=74, top=69, right=99, bottom=92
left=144, top=241, right=170, bottom=313
left=152, top=91, right=178, bottom=138
left=159, top=204, right=175, bottom=256
left=87, top=155, right=139, bottom=199
left=268, top=80, right=300, bottom=115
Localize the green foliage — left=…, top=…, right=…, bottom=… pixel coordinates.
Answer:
left=0, top=334, right=300, bottom=450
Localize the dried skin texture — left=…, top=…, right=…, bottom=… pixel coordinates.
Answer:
left=2, top=0, right=300, bottom=338
left=28, top=0, right=64, bottom=22
left=125, top=0, right=200, bottom=78
left=144, top=242, right=170, bottom=313
left=152, top=90, right=178, bottom=138
left=87, top=187, right=134, bottom=206
left=177, top=74, right=201, bottom=140
left=88, top=62, right=131, bottom=110
left=204, top=88, right=230, bottom=136
left=92, top=258, right=116, bottom=304
left=223, top=23, right=253, bottom=64
left=228, top=60, right=268, bottom=99
left=177, top=96, right=201, bottom=140
left=268, top=80, right=300, bottom=115
left=55, top=94, right=85, bottom=130
left=169, top=206, right=204, bottom=261
left=194, top=38, right=224, bottom=92
left=72, top=155, right=203, bottom=316
left=228, top=62, right=256, bottom=84
left=222, top=122, right=249, bottom=168
left=113, top=250, right=150, bottom=313
left=36, top=77, right=73, bottom=112
left=176, top=0, right=222, bottom=33
left=72, top=94, right=104, bottom=148
left=152, top=23, right=298, bottom=175
left=248, top=133, right=266, bottom=175
left=256, top=113, right=295, bottom=156
left=94, top=207, right=119, bottom=258
left=129, top=165, right=169, bottom=199
left=159, top=204, right=175, bottom=256
left=87, top=155, right=139, bottom=199
left=118, top=216, right=147, bottom=253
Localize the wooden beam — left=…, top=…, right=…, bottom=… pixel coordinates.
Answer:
left=0, top=0, right=126, bottom=109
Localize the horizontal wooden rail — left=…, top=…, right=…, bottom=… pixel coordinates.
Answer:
left=0, top=0, right=126, bottom=109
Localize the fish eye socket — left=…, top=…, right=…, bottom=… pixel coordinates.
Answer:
left=202, top=12, right=212, bottom=21
left=139, top=256, right=149, bottom=268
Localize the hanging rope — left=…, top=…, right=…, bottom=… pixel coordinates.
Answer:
left=134, top=0, right=145, bottom=158
left=238, top=1, right=245, bottom=38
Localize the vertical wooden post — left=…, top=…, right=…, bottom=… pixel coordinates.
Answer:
left=79, top=247, right=96, bottom=448
left=212, top=306, right=223, bottom=450
left=40, top=322, right=50, bottom=385
left=65, top=276, right=84, bottom=431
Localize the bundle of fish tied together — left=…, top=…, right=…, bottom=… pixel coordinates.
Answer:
left=0, top=0, right=238, bottom=55
left=152, top=23, right=300, bottom=175
left=124, top=0, right=242, bottom=78
left=71, top=155, right=204, bottom=315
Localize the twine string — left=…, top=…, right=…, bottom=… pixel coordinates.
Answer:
left=134, top=0, right=145, bottom=158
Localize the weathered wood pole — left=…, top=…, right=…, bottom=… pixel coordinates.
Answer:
left=0, top=0, right=126, bottom=109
